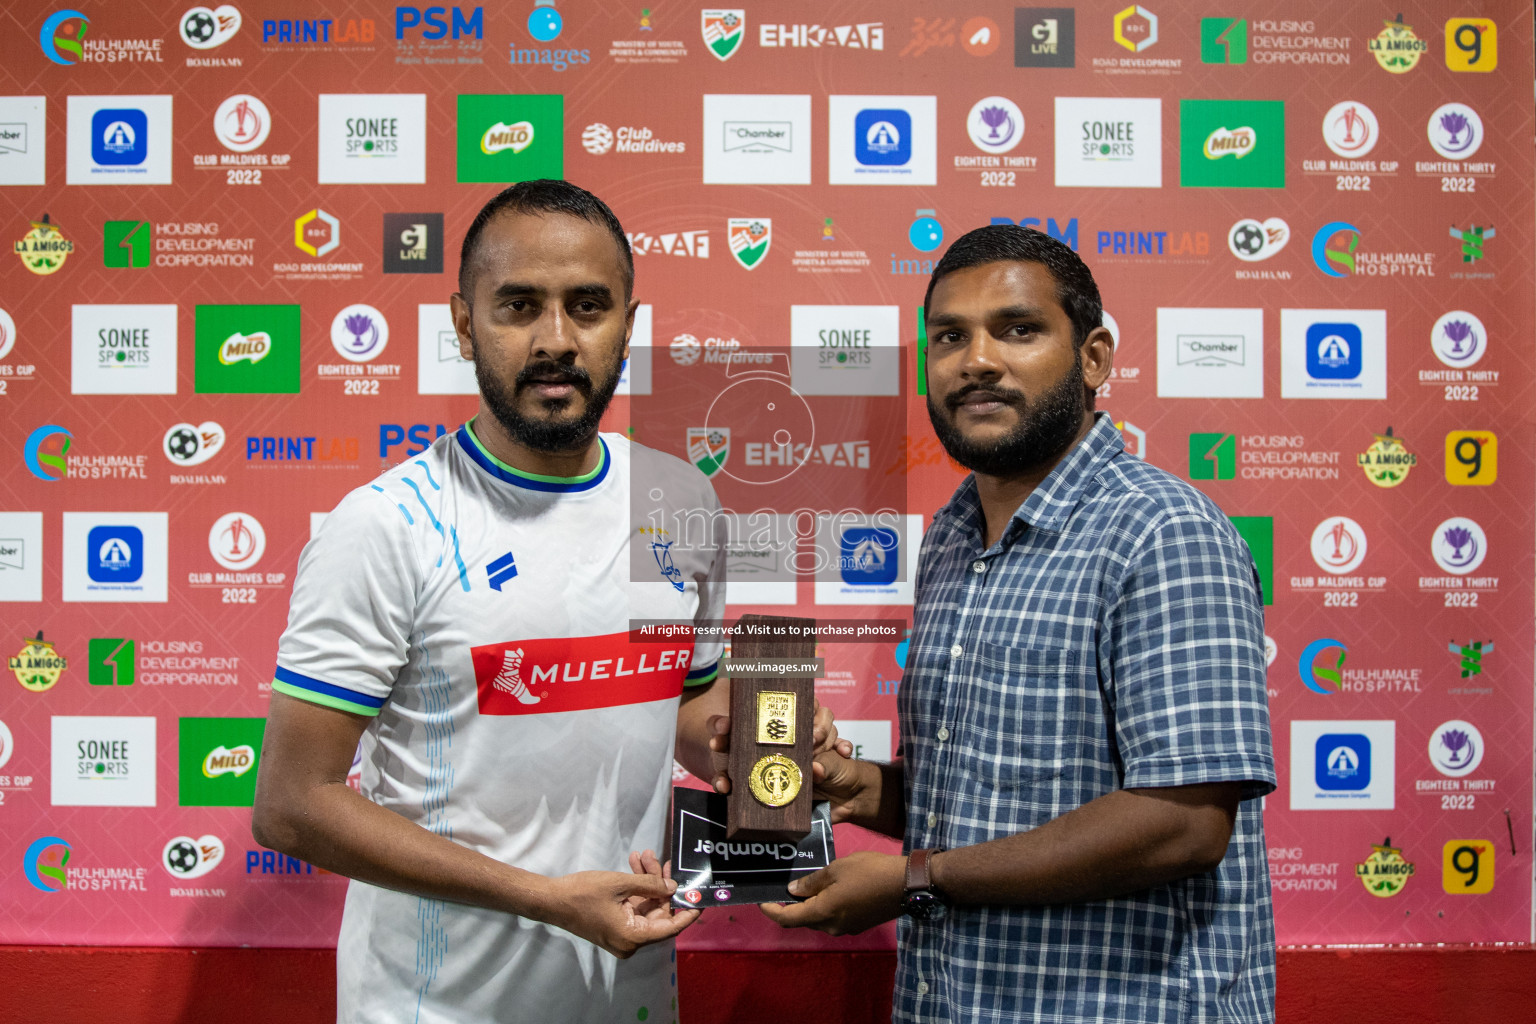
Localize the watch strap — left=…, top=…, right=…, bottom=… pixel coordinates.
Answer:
left=905, top=848, right=936, bottom=894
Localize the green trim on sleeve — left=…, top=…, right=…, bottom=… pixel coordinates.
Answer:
left=272, top=679, right=383, bottom=717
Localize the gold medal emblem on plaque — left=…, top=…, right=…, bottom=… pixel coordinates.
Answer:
left=748, top=754, right=802, bottom=807
left=756, top=690, right=796, bottom=746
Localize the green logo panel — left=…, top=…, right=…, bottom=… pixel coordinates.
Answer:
left=1200, top=18, right=1248, bottom=64
left=457, top=94, right=564, bottom=183
left=1179, top=99, right=1285, bottom=188
left=1189, top=432, right=1236, bottom=480
left=88, top=638, right=136, bottom=686
left=103, top=220, right=151, bottom=267
left=179, top=717, right=267, bottom=806
left=1229, top=515, right=1274, bottom=606
left=194, top=304, right=301, bottom=394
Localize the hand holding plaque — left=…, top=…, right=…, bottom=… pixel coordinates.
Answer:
left=726, top=613, right=817, bottom=838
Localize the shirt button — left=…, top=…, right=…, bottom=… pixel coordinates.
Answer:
left=972, top=560, right=986, bottom=573
left=937, top=727, right=950, bottom=742
left=949, top=643, right=963, bottom=658
left=926, top=812, right=938, bottom=829
left=916, top=982, right=930, bottom=996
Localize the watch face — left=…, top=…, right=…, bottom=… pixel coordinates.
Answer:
left=904, top=891, right=948, bottom=921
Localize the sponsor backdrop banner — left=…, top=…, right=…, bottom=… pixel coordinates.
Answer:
left=0, top=0, right=1530, bottom=950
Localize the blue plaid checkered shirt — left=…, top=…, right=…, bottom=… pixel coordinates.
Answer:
left=894, top=414, right=1276, bottom=1024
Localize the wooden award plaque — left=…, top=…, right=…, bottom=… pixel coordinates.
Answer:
left=726, top=614, right=816, bottom=839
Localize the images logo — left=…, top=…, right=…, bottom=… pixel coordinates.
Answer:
left=1179, top=100, right=1284, bottom=188
left=1369, top=14, right=1426, bottom=73
left=1431, top=516, right=1487, bottom=575
left=1449, top=223, right=1495, bottom=264
left=330, top=303, right=389, bottom=361
left=294, top=208, right=340, bottom=257
left=702, top=9, right=744, bottom=61
left=1323, top=101, right=1378, bottom=158
left=1445, top=18, right=1496, bottom=72
left=195, top=304, right=301, bottom=394
left=214, top=95, right=269, bottom=152
left=1227, top=217, right=1288, bottom=261
left=967, top=97, right=1023, bottom=155
left=1443, top=840, right=1494, bottom=894
left=103, top=220, right=151, bottom=268
left=840, top=527, right=899, bottom=585
left=1200, top=17, right=1246, bottom=63
left=1014, top=8, right=1074, bottom=68
left=23, top=424, right=71, bottom=481
left=179, top=717, right=266, bottom=806
left=1310, top=516, right=1366, bottom=574
left=15, top=214, right=74, bottom=275
left=1356, top=838, right=1413, bottom=897
left=163, top=834, right=223, bottom=879
left=687, top=428, right=729, bottom=477
left=181, top=5, right=241, bottom=49
left=457, top=94, right=563, bottom=182
left=88, top=638, right=135, bottom=686
left=1429, top=719, right=1484, bottom=777
left=1431, top=311, right=1486, bottom=367
left=1187, top=432, right=1235, bottom=480
left=1358, top=427, right=1415, bottom=486
left=163, top=421, right=225, bottom=466
left=727, top=218, right=771, bottom=270
left=383, top=213, right=443, bottom=274
left=23, top=836, right=70, bottom=892
left=1311, top=221, right=1360, bottom=277
left=1112, top=5, right=1157, bottom=52
left=10, top=632, right=67, bottom=693
left=1445, top=430, right=1496, bottom=486
left=909, top=209, right=943, bottom=253
left=1428, top=103, right=1482, bottom=160
left=40, top=9, right=89, bottom=64
left=1448, top=640, right=1493, bottom=678
left=1298, top=638, right=1346, bottom=694
left=208, top=512, right=265, bottom=571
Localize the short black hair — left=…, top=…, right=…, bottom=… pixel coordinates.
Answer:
left=457, top=179, right=634, bottom=301
left=923, top=224, right=1103, bottom=347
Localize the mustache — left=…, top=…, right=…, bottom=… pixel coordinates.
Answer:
left=515, top=360, right=593, bottom=394
left=943, top=382, right=1026, bottom=413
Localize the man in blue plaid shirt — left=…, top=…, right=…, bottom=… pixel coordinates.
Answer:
left=764, top=225, right=1276, bottom=1023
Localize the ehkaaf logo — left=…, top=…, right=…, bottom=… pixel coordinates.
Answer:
left=471, top=631, right=693, bottom=715
left=759, top=21, right=883, bottom=50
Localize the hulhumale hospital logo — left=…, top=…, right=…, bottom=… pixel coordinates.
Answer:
left=40, top=10, right=90, bottom=64
left=1298, top=638, right=1345, bottom=694
left=23, top=424, right=71, bottom=481
left=1311, top=221, right=1360, bottom=277
left=24, top=835, right=71, bottom=892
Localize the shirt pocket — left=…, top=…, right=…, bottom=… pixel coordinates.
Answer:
left=960, top=642, right=1090, bottom=791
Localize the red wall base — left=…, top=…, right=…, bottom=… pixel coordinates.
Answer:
left=0, top=946, right=1532, bottom=1023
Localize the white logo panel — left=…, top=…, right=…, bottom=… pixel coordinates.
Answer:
left=1155, top=307, right=1264, bottom=398
left=317, top=94, right=427, bottom=184
left=71, top=304, right=179, bottom=395
left=703, top=94, right=812, bottom=185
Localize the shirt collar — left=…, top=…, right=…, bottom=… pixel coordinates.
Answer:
left=455, top=418, right=612, bottom=493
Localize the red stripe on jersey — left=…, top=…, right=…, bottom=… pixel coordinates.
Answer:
left=471, top=632, right=694, bottom=715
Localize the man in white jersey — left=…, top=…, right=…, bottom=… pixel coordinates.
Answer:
left=253, top=181, right=839, bottom=1023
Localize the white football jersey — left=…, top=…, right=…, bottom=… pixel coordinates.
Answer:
left=273, top=422, right=725, bottom=1024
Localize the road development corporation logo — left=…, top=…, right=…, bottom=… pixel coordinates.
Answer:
left=1357, top=838, right=1414, bottom=897
left=163, top=421, right=225, bottom=466
left=1113, top=5, right=1158, bottom=52
left=208, top=512, right=265, bottom=571
left=702, top=9, right=744, bottom=60
left=1310, top=516, right=1366, bottom=574
left=1298, top=638, right=1345, bottom=694
left=1429, top=720, right=1484, bottom=777
left=214, top=95, right=269, bottom=152
left=1428, top=103, right=1482, bottom=160
left=24, top=836, right=71, bottom=892
left=330, top=304, right=389, bottom=361
left=728, top=219, right=771, bottom=269
left=1431, top=516, right=1486, bottom=575
left=1323, top=101, right=1378, bottom=158
left=1431, top=311, right=1486, bottom=367
left=1227, top=217, right=1288, bottom=261
left=163, top=834, right=224, bottom=879
left=294, top=208, right=340, bottom=257
left=181, top=6, right=241, bottom=49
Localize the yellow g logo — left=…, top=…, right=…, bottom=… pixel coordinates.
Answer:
left=1445, top=19, right=1496, bottom=72
left=1442, top=840, right=1494, bottom=893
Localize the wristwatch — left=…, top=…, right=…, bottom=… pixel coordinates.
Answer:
left=901, top=848, right=950, bottom=921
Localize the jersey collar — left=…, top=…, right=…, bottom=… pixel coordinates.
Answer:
left=456, top=419, right=611, bottom=493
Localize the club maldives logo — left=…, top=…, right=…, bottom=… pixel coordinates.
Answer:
left=1431, top=311, right=1486, bottom=366
left=1310, top=515, right=1366, bottom=574
left=24, top=836, right=71, bottom=892
left=1357, top=427, right=1415, bottom=487
left=1429, top=719, right=1484, bottom=777
left=470, top=632, right=695, bottom=715
left=1356, top=837, right=1414, bottom=897
left=728, top=218, right=770, bottom=269
left=1323, top=101, right=1378, bottom=158
left=687, top=427, right=729, bottom=477
left=214, top=94, right=269, bottom=152
left=1299, top=638, right=1345, bottom=694
left=40, top=9, right=89, bottom=64
left=10, top=632, right=68, bottom=692
left=181, top=5, right=241, bottom=49
left=14, top=214, right=74, bottom=275
left=1369, top=14, right=1426, bottom=73
left=702, top=9, right=744, bottom=61
left=1449, top=223, right=1494, bottom=264
left=1311, top=221, right=1361, bottom=277
left=24, top=424, right=71, bottom=481
left=1431, top=516, right=1486, bottom=575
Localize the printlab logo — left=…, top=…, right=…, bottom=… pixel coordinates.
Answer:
left=1445, top=18, right=1496, bottom=72
left=383, top=213, right=443, bottom=273
left=1431, top=516, right=1486, bottom=575
left=1199, top=17, right=1246, bottom=63
left=1227, top=217, right=1288, bottom=261
left=103, top=220, right=151, bottom=268
left=214, top=95, right=269, bottom=152
left=1179, top=99, right=1285, bottom=188
left=1014, top=8, right=1073, bottom=67
left=40, top=9, right=89, bottom=64
left=1112, top=5, right=1157, bottom=52
left=967, top=97, right=1023, bottom=155
left=181, top=6, right=241, bottom=49
left=1311, top=221, right=1360, bottom=277
left=727, top=218, right=770, bottom=270
left=208, top=512, right=265, bottom=571
left=1431, top=311, right=1486, bottom=366
left=163, top=835, right=224, bottom=879
left=24, top=836, right=71, bottom=892
left=163, top=421, right=225, bottom=466
left=1323, top=101, right=1378, bottom=158
left=1449, top=223, right=1494, bottom=264
left=1298, top=638, right=1345, bottom=694
left=1428, top=103, right=1482, bottom=160
left=330, top=303, right=389, bottom=362
left=701, top=9, right=744, bottom=61
left=1445, top=430, right=1496, bottom=486
left=1429, top=719, right=1484, bottom=777
left=1448, top=639, right=1493, bottom=678
left=1310, top=516, right=1366, bottom=574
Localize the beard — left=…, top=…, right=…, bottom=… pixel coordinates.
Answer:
left=926, top=357, right=1086, bottom=478
left=471, top=330, right=625, bottom=454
